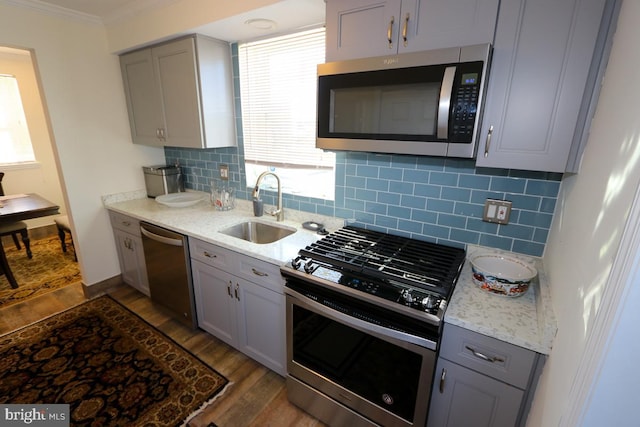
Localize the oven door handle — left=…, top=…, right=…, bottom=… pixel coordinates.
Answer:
left=286, top=288, right=437, bottom=351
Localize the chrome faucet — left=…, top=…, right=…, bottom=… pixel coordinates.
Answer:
left=252, top=172, right=284, bottom=222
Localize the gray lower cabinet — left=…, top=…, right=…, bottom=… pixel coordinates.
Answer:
left=475, top=0, right=610, bottom=172
left=428, top=324, right=544, bottom=427
left=119, top=35, right=236, bottom=149
left=429, top=358, right=524, bottom=427
left=325, top=0, right=499, bottom=61
left=190, top=238, right=286, bottom=376
left=109, top=211, right=149, bottom=296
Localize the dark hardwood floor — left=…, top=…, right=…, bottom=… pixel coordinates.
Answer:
left=0, top=282, right=325, bottom=427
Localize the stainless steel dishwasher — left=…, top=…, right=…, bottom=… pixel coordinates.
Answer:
left=140, top=222, right=196, bottom=328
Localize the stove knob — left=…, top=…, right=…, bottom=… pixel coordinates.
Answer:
left=291, top=257, right=302, bottom=270
left=304, top=261, right=315, bottom=274
left=421, top=296, right=438, bottom=310
left=400, top=289, right=414, bottom=304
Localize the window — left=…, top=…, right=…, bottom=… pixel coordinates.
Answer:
left=239, top=28, right=335, bottom=200
left=0, top=74, right=35, bottom=165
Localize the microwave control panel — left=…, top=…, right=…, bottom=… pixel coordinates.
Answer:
left=450, top=62, right=484, bottom=143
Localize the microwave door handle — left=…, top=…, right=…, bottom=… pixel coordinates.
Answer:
left=438, top=66, right=457, bottom=139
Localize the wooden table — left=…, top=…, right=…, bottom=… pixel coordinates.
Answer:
left=0, top=193, right=60, bottom=288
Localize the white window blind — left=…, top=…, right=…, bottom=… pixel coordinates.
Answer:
left=239, top=28, right=333, bottom=168
left=0, top=75, right=35, bottom=165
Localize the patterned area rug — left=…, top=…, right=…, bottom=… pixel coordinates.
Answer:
left=0, top=296, right=229, bottom=426
left=0, top=235, right=81, bottom=308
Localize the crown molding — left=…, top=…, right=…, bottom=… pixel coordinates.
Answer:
left=0, top=0, right=104, bottom=25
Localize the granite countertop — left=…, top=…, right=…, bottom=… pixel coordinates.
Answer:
left=445, top=244, right=557, bottom=355
left=104, top=190, right=557, bottom=355
left=103, top=190, right=344, bottom=266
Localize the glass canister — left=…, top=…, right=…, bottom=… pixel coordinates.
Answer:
left=211, top=182, right=235, bottom=211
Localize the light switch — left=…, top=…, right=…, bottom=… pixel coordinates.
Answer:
left=483, top=199, right=512, bottom=224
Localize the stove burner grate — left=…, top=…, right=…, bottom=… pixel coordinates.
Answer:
left=298, top=226, right=466, bottom=296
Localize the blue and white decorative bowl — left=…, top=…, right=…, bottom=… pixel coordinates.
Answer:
left=470, top=254, right=537, bottom=297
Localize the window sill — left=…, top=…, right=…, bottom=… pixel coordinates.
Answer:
left=0, top=161, right=41, bottom=171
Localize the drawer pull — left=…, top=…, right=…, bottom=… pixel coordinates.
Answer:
left=121, top=221, right=131, bottom=227
left=203, top=251, right=217, bottom=258
left=251, top=268, right=268, bottom=277
left=439, top=368, right=446, bottom=393
left=465, top=345, right=505, bottom=363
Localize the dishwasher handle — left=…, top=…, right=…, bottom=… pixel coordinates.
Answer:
left=140, top=225, right=184, bottom=247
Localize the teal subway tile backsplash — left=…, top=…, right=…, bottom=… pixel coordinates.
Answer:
left=167, top=146, right=561, bottom=257
left=164, top=43, right=561, bottom=258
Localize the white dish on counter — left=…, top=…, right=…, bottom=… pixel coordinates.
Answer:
left=470, top=253, right=537, bottom=297
left=155, top=193, right=205, bottom=208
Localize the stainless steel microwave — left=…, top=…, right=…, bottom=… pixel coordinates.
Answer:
left=317, top=44, right=491, bottom=158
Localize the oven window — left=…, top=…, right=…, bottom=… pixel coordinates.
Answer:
left=292, top=304, right=422, bottom=422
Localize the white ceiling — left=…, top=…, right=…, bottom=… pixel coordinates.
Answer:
left=26, top=0, right=326, bottom=42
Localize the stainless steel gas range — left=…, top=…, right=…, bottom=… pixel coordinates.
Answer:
left=280, top=226, right=466, bottom=427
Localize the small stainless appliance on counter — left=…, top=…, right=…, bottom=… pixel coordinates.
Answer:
left=140, top=222, right=196, bottom=329
left=143, top=165, right=184, bottom=198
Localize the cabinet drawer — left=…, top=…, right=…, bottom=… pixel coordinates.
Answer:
left=109, top=211, right=141, bottom=236
left=236, top=255, right=284, bottom=294
left=440, top=323, right=536, bottom=389
left=188, top=238, right=236, bottom=271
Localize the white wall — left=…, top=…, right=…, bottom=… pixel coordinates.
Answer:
left=0, top=49, right=66, bottom=229
left=0, top=4, right=165, bottom=285
left=527, top=1, right=640, bottom=424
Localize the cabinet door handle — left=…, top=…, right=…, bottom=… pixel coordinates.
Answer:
left=203, top=251, right=216, bottom=259
left=234, top=283, right=240, bottom=301
left=387, top=16, right=395, bottom=49
left=484, top=125, right=494, bottom=158
left=439, top=368, right=447, bottom=393
left=227, top=281, right=232, bottom=297
left=465, top=345, right=505, bottom=363
left=251, top=268, right=268, bottom=277
left=402, top=13, right=409, bottom=47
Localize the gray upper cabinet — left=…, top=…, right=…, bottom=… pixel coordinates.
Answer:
left=119, top=35, right=236, bottom=149
left=119, top=48, right=164, bottom=147
left=476, top=0, right=609, bottom=172
left=325, top=0, right=499, bottom=62
left=399, top=0, right=499, bottom=54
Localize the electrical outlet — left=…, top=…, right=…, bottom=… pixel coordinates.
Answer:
left=220, top=164, right=229, bottom=181
left=483, top=199, right=512, bottom=224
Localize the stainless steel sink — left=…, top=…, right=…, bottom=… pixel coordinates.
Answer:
left=219, top=221, right=296, bottom=244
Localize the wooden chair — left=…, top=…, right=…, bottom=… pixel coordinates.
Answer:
left=0, top=172, right=32, bottom=259
left=54, top=215, right=76, bottom=261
